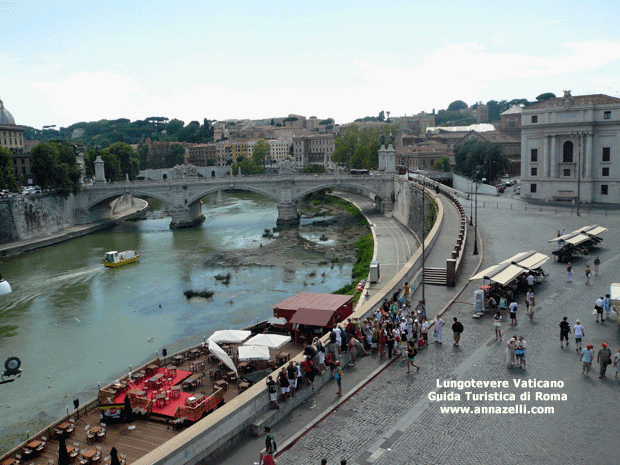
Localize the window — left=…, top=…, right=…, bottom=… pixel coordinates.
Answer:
left=604, top=111, right=611, bottom=120
left=530, top=183, right=537, bottom=193
left=531, top=167, right=538, bottom=176
left=531, top=115, right=538, bottom=123
left=563, top=141, right=574, bottom=163
left=602, top=147, right=611, bottom=162
left=509, top=120, right=516, bottom=128
left=602, top=167, right=610, bottom=176
left=601, top=185, right=609, bottom=195
left=530, top=149, right=538, bottom=162
left=563, top=169, right=571, bottom=177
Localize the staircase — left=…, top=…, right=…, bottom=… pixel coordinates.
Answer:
left=423, top=267, right=447, bottom=285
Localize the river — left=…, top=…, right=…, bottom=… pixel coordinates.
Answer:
left=0, top=191, right=355, bottom=451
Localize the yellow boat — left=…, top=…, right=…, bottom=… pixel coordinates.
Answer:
left=103, top=250, right=139, bottom=268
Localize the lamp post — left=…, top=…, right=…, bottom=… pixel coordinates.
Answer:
left=473, top=177, right=486, bottom=255
left=469, top=179, right=474, bottom=226
left=421, top=182, right=426, bottom=303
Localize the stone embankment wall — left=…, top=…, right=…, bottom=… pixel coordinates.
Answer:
left=0, top=194, right=75, bottom=244
left=392, top=177, right=433, bottom=241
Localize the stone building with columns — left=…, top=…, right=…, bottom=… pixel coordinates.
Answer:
left=520, top=92, right=620, bottom=204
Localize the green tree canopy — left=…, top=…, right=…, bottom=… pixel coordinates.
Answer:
left=300, top=164, right=327, bottom=174
left=231, top=157, right=264, bottom=175
left=107, top=142, right=140, bottom=179
left=433, top=156, right=452, bottom=172
left=0, top=146, right=19, bottom=191
left=31, top=142, right=81, bottom=197
left=536, top=92, right=556, bottom=102
left=453, top=139, right=507, bottom=183
left=447, top=100, right=468, bottom=112
left=165, top=144, right=186, bottom=167
left=332, top=124, right=396, bottom=169
left=252, top=139, right=270, bottom=167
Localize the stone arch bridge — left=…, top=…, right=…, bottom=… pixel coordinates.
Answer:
left=75, top=173, right=397, bottom=228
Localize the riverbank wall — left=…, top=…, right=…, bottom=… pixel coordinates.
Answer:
left=0, top=196, right=148, bottom=258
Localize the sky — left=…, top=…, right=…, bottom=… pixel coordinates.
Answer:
left=2, top=0, right=620, bottom=129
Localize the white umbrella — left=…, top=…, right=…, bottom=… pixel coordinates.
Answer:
left=0, top=278, right=11, bottom=296
left=238, top=345, right=270, bottom=361
left=207, top=329, right=251, bottom=344
left=209, top=341, right=237, bottom=374
left=244, top=333, right=291, bottom=350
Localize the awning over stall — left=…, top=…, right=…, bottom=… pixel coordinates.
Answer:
left=470, top=251, right=549, bottom=285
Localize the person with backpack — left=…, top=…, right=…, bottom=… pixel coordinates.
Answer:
left=260, top=427, right=277, bottom=465
left=452, top=317, right=464, bottom=348
left=301, top=356, right=317, bottom=391
left=559, top=316, right=571, bottom=348
left=334, top=361, right=344, bottom=396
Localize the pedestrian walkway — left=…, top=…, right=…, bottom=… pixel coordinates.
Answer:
left=218, top=190, right=472, bottom=465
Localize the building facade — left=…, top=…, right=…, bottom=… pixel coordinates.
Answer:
left=520, top=92, right=620, bottom=204
left=0, top=98, right=28, bottom=184
left=187, top=143, right=217, bottom=166
left=292, top=133, right=336, bottom=166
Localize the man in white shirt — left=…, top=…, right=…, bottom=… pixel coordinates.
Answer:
left=526, top=274, right=534, bottom=287
left=509, top=301, right=518, bottom=326
left=595, top=296, right=605, bottom=322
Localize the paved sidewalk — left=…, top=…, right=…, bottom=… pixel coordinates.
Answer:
left=218, top=191, right=471, bottom=465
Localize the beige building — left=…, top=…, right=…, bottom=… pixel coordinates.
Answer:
left=293, top=133, right=336, bottom=166
left=520, top=92, right=620, bottom=204
left=267, top=139, right=290, bottom=163
left=0, top=98, right=28, bottom=184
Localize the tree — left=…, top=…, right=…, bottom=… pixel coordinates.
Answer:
left=166, top=119, right=184, bottom=137
left=31, top=142, right=81, bottom=197
left=107, top=142, right=140, bottom=179
left=332, top=124, right=396, bottom=169
left=165, top=144, right=186, bottom=167
left=231, top=157, right=264, bottom=175
left=378, top=111, right=385, bottom=121
left=447, top=100, right=468, bottom=112
left=252, top=140, right=270, bottom=167
left=0, top=147, right=19, bottom=191
left=300, top=164, right=327, bottom=174
left=536, top=92, right=556, bottom=102
left=453, top=139, right=507, bottom=183
left=433, top=156, right=452, bottom=172
left=507, top=98, right=529, bottom=107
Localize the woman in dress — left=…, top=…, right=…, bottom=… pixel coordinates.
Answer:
left=406, top=339, right=420, bottom=373
left=493, top=311, right=503, bottom=341
left=506, top=337, right=516, bottom=368
left=566, top=262, right=573, bottom=282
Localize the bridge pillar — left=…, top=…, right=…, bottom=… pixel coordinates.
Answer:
left=170, top=199, right=205, bottom=229
left=276, top=202, right=300, bottom=227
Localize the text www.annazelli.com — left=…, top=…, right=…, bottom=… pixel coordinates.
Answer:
left=440, top=405, right=555, bottom=415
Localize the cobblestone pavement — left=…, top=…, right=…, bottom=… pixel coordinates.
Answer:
left=276, top=204, right=620, bottom=465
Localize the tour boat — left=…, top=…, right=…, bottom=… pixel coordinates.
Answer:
left=103, top=250, right=140, bottom=268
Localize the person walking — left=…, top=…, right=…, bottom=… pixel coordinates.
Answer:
left=278, top=369, right=290, bottom=402
left=435, top=316, right=445, bottom=344
left=493, top=311, right=502, bottom=341
left=334, top=361, right=343, bottom=396
left=509, top=300, right=518, bottom=326
left=566, top=262, right=573, bottom=282
left=451, top=317, right=464, bottom=348
left=506, top=337, right=516, bottom=368
left=603, top=294, right=612, bottom=321
left=406, top=339, right=420, bottom=373
left=585, top=264, right=592, bottom=285
left=594, top=296, right=605, bottom=323
left=559, top=316, right=571, bottom=348
left=420, top=317, right=429, bottom=346
left=260, top=427, right=277, bottom=465
left=287, top=361, right=297, bottom=397
left=574, top=320, right=585, bottom=352
left=597, top=343, right=612, bottom=378
left=498, top=296, right=507, bottom=316
left=614, top=348, right=620, bottom=379
left=581, top=344, right=594, bottom=376
left=593, top=256, right=601, bottom=276
left=526, top=290, right=535, bottom=321
left=515, top=336, right=527, bottom=369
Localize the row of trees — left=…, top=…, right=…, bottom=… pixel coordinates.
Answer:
left=453, top=139, right=507, bottom=183
left=0, top=147, right=19, bottom=191
left=23, top=117, right=215, bottom=149
left=332, top=124, right=396, bottom=169
left=30, top=142, right=82, bottom=197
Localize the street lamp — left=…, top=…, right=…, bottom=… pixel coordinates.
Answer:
left=420, top=182, right=426, bottom=303
left=473, top=177, right=486, bottom=255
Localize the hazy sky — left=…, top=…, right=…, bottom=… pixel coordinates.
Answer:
left=2, top=0, right=620, bottom=129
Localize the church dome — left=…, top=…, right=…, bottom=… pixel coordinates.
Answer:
left=0, top=98, right=16, bottom=125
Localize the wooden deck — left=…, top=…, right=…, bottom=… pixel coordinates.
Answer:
left=1, top=333, right=307, bottom=465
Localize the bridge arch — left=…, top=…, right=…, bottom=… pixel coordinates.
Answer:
left=186, top=186, right=280, bottom=206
